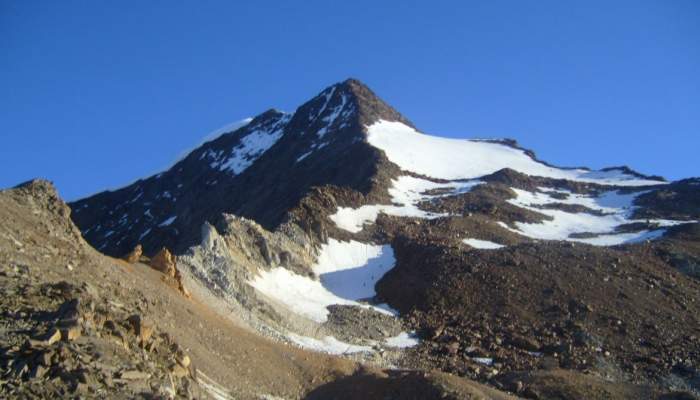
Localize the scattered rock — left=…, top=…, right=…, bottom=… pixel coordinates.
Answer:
left=507, top=334, right=540, bottom=352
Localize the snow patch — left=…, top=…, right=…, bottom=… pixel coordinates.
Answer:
left=330, top=175, right=481, bottom=233
left=207, top=114, right=290, bottom=175
left=462, top=238, right=505, bottom=249
left=159, top=117, right=254, bottom=177
left=158, top=216, right=177, bottom=227
left=366, top=120, right=666, bottom=186
left=473, top=357, right=494, bottom=366
left=504, top=188, right=687, bottom=246
left=296, top=151, right=312, bottom=163
left=384, top=332, right=420, bottom=348
left=138, top=228, right=152, bottom=241
left=317, top=93, right=348, bottom=138
left=250, top=239, right=396, bottom=323
left=286, top=333, right=372, bottom=355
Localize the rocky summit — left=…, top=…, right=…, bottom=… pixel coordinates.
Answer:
left=1, top=79, right=699, bottom=399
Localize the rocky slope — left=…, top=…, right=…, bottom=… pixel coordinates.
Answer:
left=4, top=79, right=700, bottom=399
left=1, top=180, right=525, bottom=399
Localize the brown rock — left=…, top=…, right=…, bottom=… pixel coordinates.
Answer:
left=45, top=328, right=62, bottom=345
left=28, top=364, right=47, bottom=379
left=431, top=325, right=445, bottom=340
left=171, top=364, right=189, bottom=378
left=119, top=370, right=151, bottom=380
left=174, top=268, right=191, bottom=299
left=123, top=244, right=143, bottom=264
left=176, top=353, right=191, bottom=368
left=61, top=324, right=82, bottom=341
left=127, top=314, right=154, bottom=344
left=150, top=247, right=176, bottom=277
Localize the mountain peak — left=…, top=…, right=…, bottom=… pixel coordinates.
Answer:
left=288, top=79, right=413, bottom=139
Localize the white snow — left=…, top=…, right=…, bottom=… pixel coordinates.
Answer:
left=296, top=151, right=312, bottom=163
left=158, top=216, right=177, bottom=227
left=206, top=114, right=291, bottom=175
left=158, top=117, right=254, bottom=177
left=330, top=175, right=481, bottom=233
left=202, top=118, right=254, bottom=142
left=568, top=229, right=667, bottom=246
left=317, top=93, right=348, bottom=138
left=250, top=267, right=359, bottom=322
left=128, top=191, right=143, bottom=203
left=285, top=329, right=419, bottom=354
left=138, top=228, right=151, bottom=241
left=504, top=187, right=687, bottom=246
left=473, top=357, right=494, bottom=366
left=384, top=332, right=420, bottom=348
left=310, top=87, right=335, bottom=122
left=366, top=120, right=666, bottom=187
left=462, top=238, right=505, bottom=249
left=250, top=239, right=396, bottom=323
left=286, top=333, right=373, bottom=355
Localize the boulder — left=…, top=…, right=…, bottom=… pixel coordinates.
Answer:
left=127, top=314, right=154, bottom=345
left=150, top=247, right=176, bottom=277
left=123, top=244, right=143, bottom=264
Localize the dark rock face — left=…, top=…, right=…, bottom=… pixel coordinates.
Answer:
left=634, top=178, right=700, bottom=220
left=69, top=79, right=408, bottom=256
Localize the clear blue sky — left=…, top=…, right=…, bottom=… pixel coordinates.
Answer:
left=2, top=1, right=699, bottom=200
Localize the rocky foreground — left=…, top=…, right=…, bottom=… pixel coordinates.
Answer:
left=0, top=181, right=525, bottom=399
left=1, top=178, right=697, bottom=399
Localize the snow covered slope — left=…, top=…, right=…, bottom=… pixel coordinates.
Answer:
left=366, top=120, right=666, bottom=186
left=250, top=239, right=395, bottom=323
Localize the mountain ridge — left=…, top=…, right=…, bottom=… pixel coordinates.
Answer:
left=69, top=78, right=672, bottom=258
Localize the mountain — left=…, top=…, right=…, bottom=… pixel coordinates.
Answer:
left=3, top=79, right=699, bottom=399
left=70, top=79, right=417, bottom=256
left=70, top=78, right=670, bottom=257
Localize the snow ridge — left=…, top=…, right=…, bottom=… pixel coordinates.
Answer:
left=366, top=120, right=666, bottom=187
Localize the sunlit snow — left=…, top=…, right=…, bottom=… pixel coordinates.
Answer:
left=250, top=239, right=396, bottom=323
left=504, top=188, right=687, bottom=246
left=462, top=238, right=505, bottom=249
left=366, top=120, right=666, bottom=186
left=158, top=216, right=177, bottom=227
left=384, top=332, right=420, bottom=348
left=205, top=114, right=291, bottom=175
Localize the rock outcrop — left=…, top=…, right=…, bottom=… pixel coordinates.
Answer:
left=149, top=247, right=190, bottom=298
left=123, top=244, right=143, bottom=264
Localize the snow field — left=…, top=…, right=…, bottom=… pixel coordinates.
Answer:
left=249, top=239, right=396, bottom=323
left=249, top=239, right=421, bottom=354
left=504, top=187, right=687, bottom=246
left=366, top=120, right=666, bottom=186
